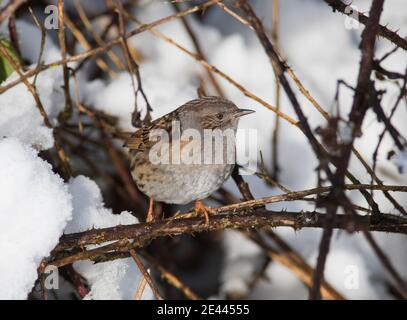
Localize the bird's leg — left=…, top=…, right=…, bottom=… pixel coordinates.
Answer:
left=194, top=200, right=211, bottom=224
left=146, top=197, right=154, bottom=222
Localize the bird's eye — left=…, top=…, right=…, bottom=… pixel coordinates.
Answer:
left=216, top=113, right=224, bottom=120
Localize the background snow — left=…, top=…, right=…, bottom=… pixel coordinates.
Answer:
left=0, top=138, right=72, bottom=299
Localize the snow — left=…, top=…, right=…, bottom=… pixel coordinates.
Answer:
left=0, top=15, right=77, bottom=151
left=74, top=259, right=153, bottom=300
left=0, top=12, right=68, bottom=150
left=0, top=144, right=152, bottom=299
left=66, top=176, right=153, bottom=300
left=66, top=176, right=136, bottom=233
left=0, top=67, right=65, bottom=150
left=0, top=138, right=72, bottom=299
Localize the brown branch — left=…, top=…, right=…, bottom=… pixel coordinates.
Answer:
left=271, top=0, right=281, bottom=180
left=134, top=277, right=147, bottom=300
left=234, top=2, right=355, bottom=300
left=56, top=182, right=407, bottom=252
left=57, top=0, right=73, bottom=123
left=0, top=44, right=52, bottom=128
left=232, top=169, right=345, bottom=300
left=8, top=11, right=20, bottom=57
left=28, top=7, right=46, bottom=87
left=232, top=168, right=344, bottom=300
left=333, top=0, right=385, bottom=187
left=48, top=209, right=407, bottom=270
left=129, top=249, right=163, bottom=300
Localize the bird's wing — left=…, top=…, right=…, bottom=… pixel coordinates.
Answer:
left=123, top=110, right=178, bottom=151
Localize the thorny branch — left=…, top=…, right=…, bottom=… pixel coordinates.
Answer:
left=313, top=0, right=385, bottom=300
left=324, top=0, right=407, bottom=51
left=49, top=207, right=407, bottom=266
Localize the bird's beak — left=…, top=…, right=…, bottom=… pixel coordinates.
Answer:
left=234, top=108, right=255, bottom=118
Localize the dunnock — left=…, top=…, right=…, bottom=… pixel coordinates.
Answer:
left=125, top=96, right=254, bottom=222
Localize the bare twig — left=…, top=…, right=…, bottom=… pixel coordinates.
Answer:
left=129, top=249, right=163, bottom=300
left=57, top=0, right=73, bottom=123
left=134, top=277, right=147, bottom=300
left=48, top=209, right=407, bottom=270
left=270, top=0, right=281, bottom=180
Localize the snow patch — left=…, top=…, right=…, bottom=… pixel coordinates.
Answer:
left=0, top=138, right=72, bottom=299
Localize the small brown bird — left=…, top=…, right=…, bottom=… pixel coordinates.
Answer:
left=124, top=96, right=254, bottom=222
